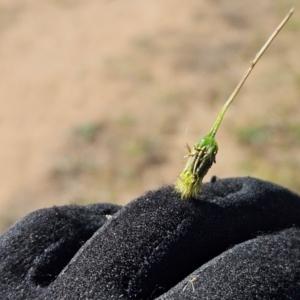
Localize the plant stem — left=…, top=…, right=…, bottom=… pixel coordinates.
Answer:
left=209, top=8, right=294, bottom=138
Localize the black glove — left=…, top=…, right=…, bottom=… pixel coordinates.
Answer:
left=1, top=177, right=300, bottom=300
left=0, top=203, right=121, bottom=299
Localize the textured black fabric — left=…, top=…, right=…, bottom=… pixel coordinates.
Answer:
left=158, top=227, right=300, bottom=299
left=0, top=203, right=121, bottom=299
left=1, top=177, right=300, bottom=300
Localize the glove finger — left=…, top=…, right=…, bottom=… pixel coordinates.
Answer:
left=159, top=227, right=300, bottom=299
left=0, top=203, right=121, bottom=299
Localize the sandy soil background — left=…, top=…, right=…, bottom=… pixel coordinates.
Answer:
left=0, top=0, right=299, bottom=232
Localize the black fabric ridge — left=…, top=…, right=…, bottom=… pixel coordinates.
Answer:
left=0, top=203, right=121, bottom=299
left=158, top=227, right=300, bottom=299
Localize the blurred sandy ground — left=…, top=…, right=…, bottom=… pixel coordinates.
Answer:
left=0, top=0, right=299, bottom=232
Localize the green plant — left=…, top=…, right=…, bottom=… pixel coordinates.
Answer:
left=73, top=122, right=102, bottom=143
left=175, top=9, right=294, bottom=200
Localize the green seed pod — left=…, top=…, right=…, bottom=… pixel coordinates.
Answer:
left=175, top=136, right=218, bottom=199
